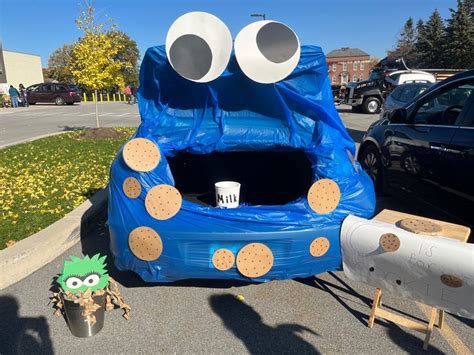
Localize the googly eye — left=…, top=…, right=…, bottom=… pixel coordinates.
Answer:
left=165, top=12, right=232, bottom=83
left=83, top=273, right=101, bottom=287
left=235, top=21, right=300, bottom=84
left=65, top=277, right=83, bottom=290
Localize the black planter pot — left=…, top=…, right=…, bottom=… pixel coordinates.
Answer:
left=62, top=293, right=105, bottom=337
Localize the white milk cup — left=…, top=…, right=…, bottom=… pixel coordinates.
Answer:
left=215, top=181, right=241, bottom=208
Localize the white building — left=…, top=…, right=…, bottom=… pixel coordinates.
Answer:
left=0, top=44, right=44, bottom=90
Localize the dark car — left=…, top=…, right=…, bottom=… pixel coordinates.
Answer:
left=381, top=82, right=433, bottom=118
left=26, top=83, right=82, bottom=105
left=357, top=70, right=474, bottom=229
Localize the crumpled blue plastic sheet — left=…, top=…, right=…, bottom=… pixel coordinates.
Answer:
left=108, top=45, right=375, bottom=282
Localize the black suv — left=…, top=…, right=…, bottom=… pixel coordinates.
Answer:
left=357, top=70, right=474, bottom=229
left=27, top=83, right=82, bottom=105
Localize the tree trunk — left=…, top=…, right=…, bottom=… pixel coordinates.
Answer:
left=95, top=89, right=100, bottom=128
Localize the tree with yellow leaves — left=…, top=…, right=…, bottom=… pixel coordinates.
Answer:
left=71, top=1, right=127, bottom=127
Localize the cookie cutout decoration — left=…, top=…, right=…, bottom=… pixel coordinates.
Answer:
left=123, top=138, right=161, bottom=172
left=129, top=226, right=163, bottom=261
left=123, top=177, right=141, bottom=198
left=440, top=274, right=463, bottom=288
left=212, top=248, right=235, bottom=271
left=379, top=233, right=401, bottom=252
left=309, top=237, right=330, bottom=257
left=307, top=179, right=341, bottom=214
left=399, top=218, right=442, bottom=235
left=236, top=243, right=274, bottom=278
left=145, top=184, right=182, bottom=220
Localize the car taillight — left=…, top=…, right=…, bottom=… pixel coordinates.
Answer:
left=68, top=91, right=75, bottom=96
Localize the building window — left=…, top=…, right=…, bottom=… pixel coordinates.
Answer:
left=359, top=74, right=364, bottom=81
left=353, top=74, right=358, bottom=82
left=360, top=62, right=365, bottom=70
left=342, top=62, right=347, bottom=71
left=353, top=62, right=358, bottom=71
left=332, top=64, right=336, bottom=72
left=332, top=75, right=336, bottom=83
left=341, top=73, right=348, bottom=84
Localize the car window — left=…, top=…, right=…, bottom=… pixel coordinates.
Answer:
left=68, top=84, right=79, bottom=92
left=415, top=85, right=430, bottom=97
left=55, top=85, right=68, bottom=91
left=412, top=80, right=474, bottom=126
left=41, top=84, right=53, bottom=91
left=27, top=85, right=40, bottom=92
left=390, top=86, right=404, bottom=100
left=399, top=86, right=420, bottom=102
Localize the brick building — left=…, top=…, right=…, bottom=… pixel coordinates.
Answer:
left=326, top=47, right=370, bottom=85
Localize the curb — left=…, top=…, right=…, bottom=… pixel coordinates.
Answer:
left=0, top=188, right=108, bottom=290
left=0, top=131, right=67, bottom=150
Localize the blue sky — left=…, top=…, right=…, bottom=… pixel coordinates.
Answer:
left=0, top=0, right=458, bottom=67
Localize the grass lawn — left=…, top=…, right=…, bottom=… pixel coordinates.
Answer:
left=0, top=128, right=135, bottom=250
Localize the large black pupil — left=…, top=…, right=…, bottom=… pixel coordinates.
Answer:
left=169, top=34, right=212, bottom=80
left=256, top=22, right=298, bottom=64
left=72, top=281, right=77, bottom=286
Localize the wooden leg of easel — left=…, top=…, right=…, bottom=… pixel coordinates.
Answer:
left=437, top=309, right=444, bottom=329
left=423, top=307, right=437, bottom=350
left=368, top=288, right=382, bottom=328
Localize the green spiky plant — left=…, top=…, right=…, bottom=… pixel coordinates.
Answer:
left=57, top=254, right=109, bottom=294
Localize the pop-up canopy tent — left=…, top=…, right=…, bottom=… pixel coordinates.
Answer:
left=108, top=27, right=375, bottom=282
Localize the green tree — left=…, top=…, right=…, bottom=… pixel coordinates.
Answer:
left=47, top=44, right=75, bottom=83
left=416, top=10, right=446, bottom=68
left=444, top=0, right=474, bottom=68
left=108, top=31, right=140, bottom=86
left=389, top=17, right=418, bottom=66
left=70, top=1, right=127, bottom=127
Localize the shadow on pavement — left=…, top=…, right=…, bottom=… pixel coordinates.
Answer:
left=0, top=296, right=54, bottom=354
left=59, top=125, right=88, bottom=132
left=449, top=313, right=474, bottom=328
left=346, top=128, right=366, bottom=143
left=209, top=293, right=320, bottom=354
left=387, top=326, right=444, bottom=355
left=296, top=273, right=444, bottom=354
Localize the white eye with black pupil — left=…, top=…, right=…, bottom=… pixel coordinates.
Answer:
left=166, top=12, right=232, bottom=83
left=84, top=274, right=100, bottom=287
left=65, top=277, right=83, bottom=289
left=235, top=21, right=300, bottom=84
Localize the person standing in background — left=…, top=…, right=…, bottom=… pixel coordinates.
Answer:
left=124, top=85, right=132, bottom=104
left=130, top=85, right=137, bottom=105
left=8, top=85, right=20, bottom=108
left=19, top=84, right=28, bottom=107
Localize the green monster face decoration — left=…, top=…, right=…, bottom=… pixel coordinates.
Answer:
left=57, top=254, right=109, bottom=294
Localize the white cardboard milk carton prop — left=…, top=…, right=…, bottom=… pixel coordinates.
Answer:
left=341, top=215, right=474, bottom=319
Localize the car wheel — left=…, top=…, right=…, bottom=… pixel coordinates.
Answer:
left=55, top=96, right=65, bottom=105
left=360, top=144, right=383, bottom=194
left=362, top=97, right=381, bottom=114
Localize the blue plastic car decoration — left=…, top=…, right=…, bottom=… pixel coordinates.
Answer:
left=108, top=13, right=375, bottom=282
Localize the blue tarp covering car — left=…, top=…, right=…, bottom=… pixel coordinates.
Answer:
left=108, top=45, right=375, bottom=282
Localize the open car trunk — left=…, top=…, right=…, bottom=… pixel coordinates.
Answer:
left=168, top=150, right=313, bottom=206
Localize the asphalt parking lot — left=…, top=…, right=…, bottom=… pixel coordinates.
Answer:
left=1, top=103, right=472, bottom=354
left=0, top=102, right=371, bottom=149
left=0, top=102, right=140, bottom=148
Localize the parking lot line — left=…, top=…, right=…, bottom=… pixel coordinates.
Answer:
left=416, top=303, right=472, bottom=355
left=79, top=113, right=96, bottom=116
